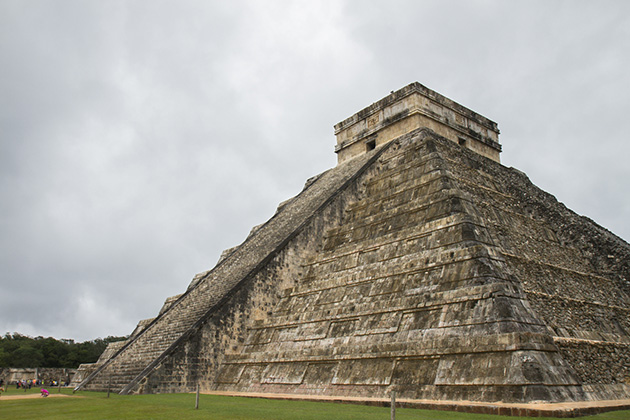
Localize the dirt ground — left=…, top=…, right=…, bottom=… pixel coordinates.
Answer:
left=0, top=393, right=70, bottom=400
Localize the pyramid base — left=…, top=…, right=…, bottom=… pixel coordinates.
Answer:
left=205, top=389, right=630, bottom=418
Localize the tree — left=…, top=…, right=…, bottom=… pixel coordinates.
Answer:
left=0, top=333, right=127, bottom=368
left=11, top=344, right=44, bottom=368
left=0, top=347, right=8, bottom=366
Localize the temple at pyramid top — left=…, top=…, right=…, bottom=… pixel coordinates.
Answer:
left=334, top=82, right=502, bottom=164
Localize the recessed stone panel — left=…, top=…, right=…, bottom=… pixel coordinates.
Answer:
left=304, top=362, right=338, bottom=385
left=332, top=359, right=394, bottom=385
left=239, top=364, right=265, bottom=385
left=295, top=321, right=330, bottom=341
left=274, top=326, right=299, bottom=342
left=356, top=311, right=402, bottom=335
left=315, top=287, right=345, bottom=305
left=262, top=362, right=308, bottom=385
left=392, top=358, right=439, bottom=385
left=399, top=309, right=441, bottom=331
left=328, top=319, right=358, bottom=338
left=215, top=364, right=244, bottom=384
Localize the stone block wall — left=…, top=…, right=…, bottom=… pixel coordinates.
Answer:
left=334, top=83, right=501, bottom=164
left=438, top=134, right=630, bottom=394
left=0, top=367, right=76, bottom=384
left=207, top=131, right=590, bottom=402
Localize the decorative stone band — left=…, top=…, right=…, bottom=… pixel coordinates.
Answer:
left=334, top=82, right=501, bottom=164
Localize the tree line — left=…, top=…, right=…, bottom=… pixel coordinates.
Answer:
left=0, top=333, right=127, bottom=368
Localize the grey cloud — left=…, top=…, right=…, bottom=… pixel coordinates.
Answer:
left=1, top=0, right=628, bottom=341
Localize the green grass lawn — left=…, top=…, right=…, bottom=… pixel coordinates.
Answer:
left=1, top=387, right=629, bottom=420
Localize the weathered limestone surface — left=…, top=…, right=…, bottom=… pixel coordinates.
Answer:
left=334, top=82, right=501, bottom=164
left=207, top=131, right=629, bottom=402
left=77, top=84, right=630, bottom=404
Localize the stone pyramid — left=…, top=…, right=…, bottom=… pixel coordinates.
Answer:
left=75, top=83, right=630, bottom=404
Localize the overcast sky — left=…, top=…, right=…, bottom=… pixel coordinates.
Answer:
left=1, top=0, right=629, bottom=342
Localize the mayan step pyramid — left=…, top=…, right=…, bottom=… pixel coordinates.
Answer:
left=75, top=83, right=630, bottom=403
